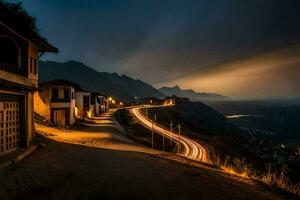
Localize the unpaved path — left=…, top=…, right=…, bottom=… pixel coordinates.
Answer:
left=0, top=110, right=294, bottom=200
left=35, top=110, right=160, bottom=155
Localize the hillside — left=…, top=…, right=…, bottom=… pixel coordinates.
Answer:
left=159, top=85, right=228, bottom=101
left=146, top=97, right=244, bottom=139
left=145, top=97, right=264, bottom=166
left=39, top=60, right=164, bottom=101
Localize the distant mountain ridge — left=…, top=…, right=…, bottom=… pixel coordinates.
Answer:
left=159, top=85, right=228, bottom=101
left=39, top=60, right=164, bottom=100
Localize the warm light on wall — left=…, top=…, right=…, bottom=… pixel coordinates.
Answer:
left=87, top=110, right=92, bottom=119
left=74, top=107, right=78, bottom=118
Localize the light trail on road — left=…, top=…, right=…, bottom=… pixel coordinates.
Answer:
left=131, top=107, right=209, bottom=163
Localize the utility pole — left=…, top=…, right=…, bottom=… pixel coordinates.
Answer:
left=152, top=114, right=156, bottom=149
left=162, top=132, right=165, bottom=152
left=178, top=124, right=181, bottom=154
left=151, top=119, right=154, bottom=149
left=170, top=122, right=173, bottom=145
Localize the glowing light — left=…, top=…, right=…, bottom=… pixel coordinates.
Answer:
left=87, top=110, right=92, bottom=119
left=131, top=107, right=208, bottom=163
left=74, top=107, right=78, bottom=118
left=112, top=100, right=116, bottom=104
left=119, top=102, right=124, bottom=106
left=221, top=166, right=250, bottom=179
left=163, top=98, right=174, bottom=106
left=108, top=97, right=112, bottom=101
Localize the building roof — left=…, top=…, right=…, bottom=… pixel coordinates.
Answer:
left=39, top=79, right=82, bottom=91
left=91, top=92, right=107, bottom=97
left=0, top=2, right=58, bottom=53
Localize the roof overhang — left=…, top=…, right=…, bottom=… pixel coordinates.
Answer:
left=0, top=20, right=58, bottom=53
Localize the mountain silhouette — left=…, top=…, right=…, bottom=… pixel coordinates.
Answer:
left=39, top=60, right=164, bottom=100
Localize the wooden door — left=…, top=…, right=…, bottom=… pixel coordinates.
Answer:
left=0, top=101, right=20, bottom=154
left=53, top=110, right=65, bottom=127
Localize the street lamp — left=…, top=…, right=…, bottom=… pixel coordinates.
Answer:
left=108, top=97, right=113, bottom=108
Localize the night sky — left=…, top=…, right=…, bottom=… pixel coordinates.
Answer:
left=9, top=0, right=300, bottom=99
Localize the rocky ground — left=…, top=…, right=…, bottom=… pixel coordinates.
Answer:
left=0, top=110, right=296, bottom=200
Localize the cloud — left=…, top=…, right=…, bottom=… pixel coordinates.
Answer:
left=15, top=0, right=300, bottom=99
left=157, top=45, right=300, bottom=98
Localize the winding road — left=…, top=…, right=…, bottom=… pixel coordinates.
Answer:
left=131, top=106, right=209, bottom=163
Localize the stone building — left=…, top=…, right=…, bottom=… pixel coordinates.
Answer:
left=0, top=19, right=57, bottom=154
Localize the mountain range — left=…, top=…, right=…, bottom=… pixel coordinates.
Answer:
left=39, top=60, right=164, bottom=100
left=158, top=85, right=228, bottom=101
left=39, top=60, right=227, bottom=101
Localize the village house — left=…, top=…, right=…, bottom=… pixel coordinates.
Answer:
left=75, top=90, right=93, bottom=119
left=99, top=95, right=109, bottom=113
left=0, top=17, right=57, bottom=154
left=38, top=80, right=80, bottom=127
left=90, top=93, right=108, bottom=116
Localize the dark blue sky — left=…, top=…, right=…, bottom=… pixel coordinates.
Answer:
left=9, top=0, right=300, bottom=98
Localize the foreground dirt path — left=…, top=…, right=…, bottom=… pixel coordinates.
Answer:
left=0, top=110, right=294, bottom=200
left=35, top=110, right=160, bottom=155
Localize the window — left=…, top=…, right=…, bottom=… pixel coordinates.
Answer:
left=71, top=92, right=74, bottom=99
left=29, top=57, right=37, bottom=74
left=30, top=58, right=33, bottom=73
left=0, top=37, right=20, bottom=74
left=52, top=88, right=59, bottom=99
left=33, top=59, right=37, bottom=74
left=83, top=95, right=90, bottom=110
left=91, top=96, right=95, bottom=105
left=64, top=88, right=70, bottom=100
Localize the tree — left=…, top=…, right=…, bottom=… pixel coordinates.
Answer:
left=0, top=1, right=42, bottom=40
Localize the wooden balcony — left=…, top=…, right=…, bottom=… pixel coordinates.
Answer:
left=0, top=63, right=26, bottom=76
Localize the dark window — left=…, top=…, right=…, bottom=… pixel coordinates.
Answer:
left=91, top=96, right=95, bottom=105
left=33, top=59, right=37, bottom=74
left=52, top=88, right=58, bottom=99
left=97, top=97, right=101, bottom=104
left=29, top=57, right=37, bottom=74
left=83, top=95, right=90, bottom=111
left=0, top=37, right=24, bottom=75
left=64, top=88, right=70, bottom=100
left=30, top=58, right=33, bottom=73
left=71, top=92, right=74, bottom=99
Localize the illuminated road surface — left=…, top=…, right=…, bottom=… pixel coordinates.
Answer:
left=131, top=107, right=209, bottom=163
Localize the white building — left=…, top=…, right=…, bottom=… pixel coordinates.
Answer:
left=39, top=80, right=79, bottom=127
left=90, top=93, right=108, bottom=116
left=75, top=91, right=92, bottom=119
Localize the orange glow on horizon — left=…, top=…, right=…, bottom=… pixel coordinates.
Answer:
left=157, top=46, right=300, bottom=99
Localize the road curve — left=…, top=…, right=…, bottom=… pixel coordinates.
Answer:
left=131, top=107, right=209, bottom=163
